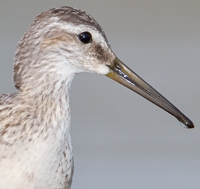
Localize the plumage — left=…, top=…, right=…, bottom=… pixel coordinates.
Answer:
left=0, top=6, right=113, bottom=189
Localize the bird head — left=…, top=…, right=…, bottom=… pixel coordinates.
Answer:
left=13, top=6, right=194, bottom=128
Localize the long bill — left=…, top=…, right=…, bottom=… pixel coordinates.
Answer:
left=106, top=58, right=194, bottom=129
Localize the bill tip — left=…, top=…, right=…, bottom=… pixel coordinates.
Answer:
left=179, top=121, right=195, bottom=129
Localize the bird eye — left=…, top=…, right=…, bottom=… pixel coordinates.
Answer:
left=78, top=32, right=92, bottom=44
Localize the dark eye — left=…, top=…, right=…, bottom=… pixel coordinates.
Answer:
left=78, top=32, right=92, bottom=44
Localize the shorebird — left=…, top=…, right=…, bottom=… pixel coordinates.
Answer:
left=0, top=6, right=194, bottom=189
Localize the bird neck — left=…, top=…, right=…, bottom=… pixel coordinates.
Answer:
left=19, top=72, right=75, bottom=135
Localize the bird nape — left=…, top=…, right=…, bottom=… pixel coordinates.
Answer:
left=0, top=6, right=194, bottom=189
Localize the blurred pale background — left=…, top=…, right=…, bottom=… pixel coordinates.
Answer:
left=0, top=0, right=200, bottom=188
